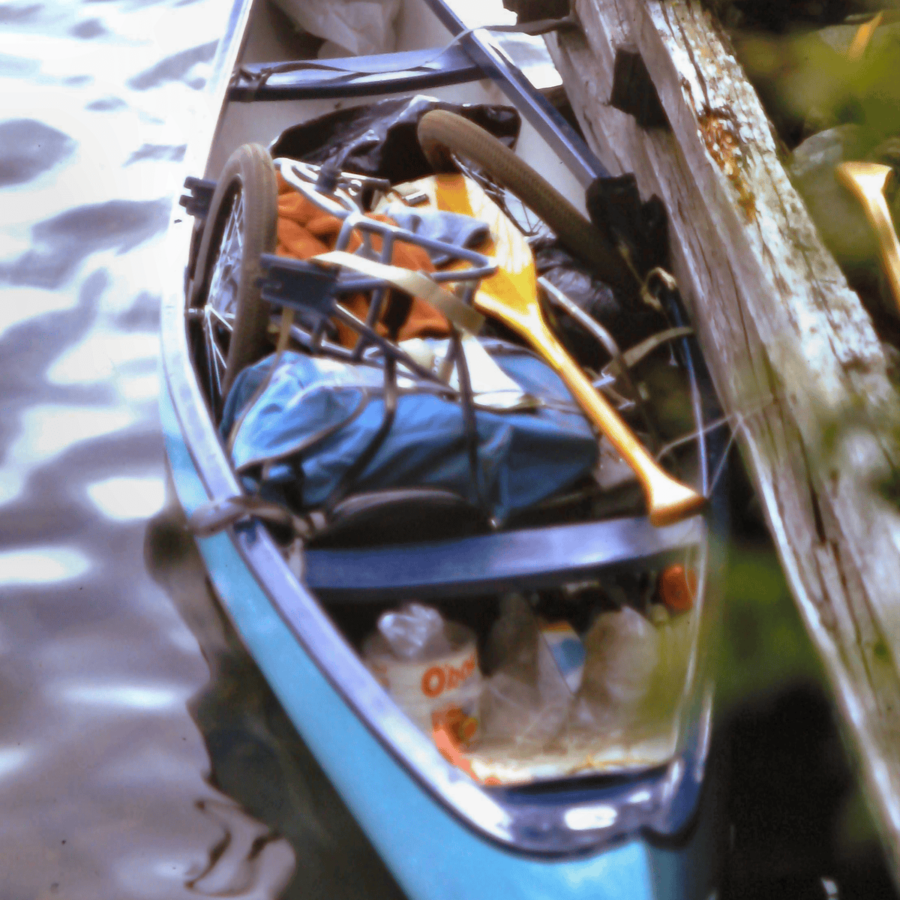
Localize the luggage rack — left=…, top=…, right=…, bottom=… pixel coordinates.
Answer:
left=259, top=156, right=495, bottom=372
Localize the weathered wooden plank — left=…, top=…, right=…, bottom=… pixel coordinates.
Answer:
left=548, top=0, right=900, bottom=873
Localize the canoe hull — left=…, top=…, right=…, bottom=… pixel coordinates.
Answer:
left=158, top=0, right=728, bottom=893
left=161, top=379, right=721, bottom=900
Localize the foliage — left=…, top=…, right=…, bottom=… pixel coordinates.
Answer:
left=716, top=541, right=826, bottom=711
left=734, top=21, right=900, bottom=150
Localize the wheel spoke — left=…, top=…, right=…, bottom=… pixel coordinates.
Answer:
left=208, top=305, right=234, bottom=329
left=199, top=187, right=247, bottom=407
left=207, top=190, right=244, bottom=319
left=190, top=144, right=277, bottom=416
left=210, top=328, right=228, bottom=373
left=203, top=312, right=223, bottom=400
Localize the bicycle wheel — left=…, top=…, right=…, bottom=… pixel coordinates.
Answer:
left=417, top=110, right=635, bottom=294
left=191, top=142, right=278, bottom=411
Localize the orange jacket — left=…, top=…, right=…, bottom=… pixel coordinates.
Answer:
left=276, top=175, right=451, bottom=347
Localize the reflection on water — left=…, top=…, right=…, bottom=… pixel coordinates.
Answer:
left=0, top=1, right=402, bottom=897
left=145, top=499, right=407, bottom=900
left=0, top=546, right=90, bottom=584
left=86, top=476, right=166, bottom=521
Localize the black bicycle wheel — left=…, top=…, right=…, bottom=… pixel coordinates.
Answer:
left=417, top=110, right=635, bottom=294
left=191, top=142, right=278, bottom=411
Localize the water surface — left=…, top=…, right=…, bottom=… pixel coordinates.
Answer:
left=0, top=2, right=404, bottom=897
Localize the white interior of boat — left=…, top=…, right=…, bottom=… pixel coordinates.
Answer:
left=206, top=0, right=584, bottom=216
left=194, top=0, right=708, bottom=787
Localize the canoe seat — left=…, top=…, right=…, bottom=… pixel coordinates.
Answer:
left=230, top=45, right=481, bottom=102
left=303, top=514, right=703, bottom=604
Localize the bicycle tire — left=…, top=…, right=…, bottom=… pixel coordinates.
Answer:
left=192, top=142, right=278, bottom=408
left=417, top=110, right=635, bottom=295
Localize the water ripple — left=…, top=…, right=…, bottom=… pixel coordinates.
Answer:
left=127, top=39, right=217, bottom=91
left=0, top=118, right=76, bottom=186
left=0, top=199, right=170, bottom=288
left=85, top=95, right=126, bottom=111
left=0, top=3, right=42, bottom=25
left=126, top=142, right=187, bottom=165
left=0, top=546, right=91, bottom=585
left=0, top=51, right=39, bottom=75
left=0, top=746, right=30, bottom=780
left=86, top=476, right=166, bottom=521
left=0, top=1, right=411, bottom=897
left=69, top=17, right=107, bottom=39
left=59, top=682, right=189, bottom=711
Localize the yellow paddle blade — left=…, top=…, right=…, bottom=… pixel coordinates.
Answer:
left=384, top=173, right=705, bottom=526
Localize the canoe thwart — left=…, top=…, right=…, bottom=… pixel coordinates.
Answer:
left=304, top=514, right=702, bottom=603
left=230, top=44, right=481, bottom=102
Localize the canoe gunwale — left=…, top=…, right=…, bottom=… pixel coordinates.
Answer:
left=421, top=0, right=608, bottom=186
left=161, top=295, right=715, bottom=856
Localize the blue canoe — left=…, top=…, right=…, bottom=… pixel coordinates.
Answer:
left=160, top=0, right=731, bottom=896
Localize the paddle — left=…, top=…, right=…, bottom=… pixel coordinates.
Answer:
left=835, top=161, right=900, bottom=316
left=389, top=172, right=705, bottom=527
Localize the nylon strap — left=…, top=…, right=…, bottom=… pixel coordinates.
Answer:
left=312, top=250, right=484, bottom=335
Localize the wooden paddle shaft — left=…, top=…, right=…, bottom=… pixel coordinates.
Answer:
left=836, top=162, right=900, bottom=316
left=506, top=309, right=705, bottom=527
left=412, top=169, right=705, bottom=526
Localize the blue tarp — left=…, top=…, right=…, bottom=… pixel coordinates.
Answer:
left=221, top=341, right=598, bottom=521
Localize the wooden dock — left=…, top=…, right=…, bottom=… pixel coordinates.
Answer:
left=548, top=0, right=900, bottom=873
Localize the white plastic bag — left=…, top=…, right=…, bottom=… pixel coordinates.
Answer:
left=376, top=602, right=453, bottom=660
left=572, top=606, right=660, bottom=730
left=270, top=0, right=401, bottom=57
left=572, top=605, right=693, bottom=733
left=479, top=595, right=573, bottom=755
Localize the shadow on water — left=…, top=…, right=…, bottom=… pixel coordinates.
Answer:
left=144, top=494, right=408, bottom=900
left=718, top=685, right=898, bottom=900
left=127, top=40, right=218, bottom=91
left=142, top=447, right=900, bottom=900
left=0, top=276, right=296, bottom=897
left=0, top=3, right=42, bottom=25
left=715, top=463, right=899, bottom=900
left=68, top=18, right=109, bottom=40
left=0, top=2, right=313, bottom=894
left=125, top=143, right=187, bottom=166
left=0, top=200, right=171, bottom=288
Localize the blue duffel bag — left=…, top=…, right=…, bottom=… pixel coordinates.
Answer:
left=220, top=338, right=598, bottom=523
